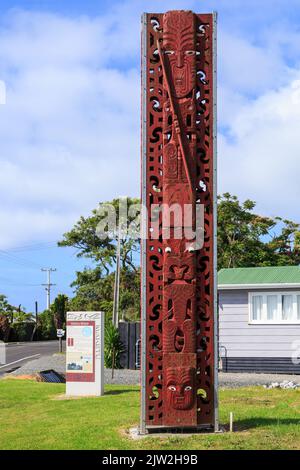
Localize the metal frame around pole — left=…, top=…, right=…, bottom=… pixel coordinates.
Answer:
left=140, top=12, right=148, bottom=435
left=212, top=11, right=219, bottom=432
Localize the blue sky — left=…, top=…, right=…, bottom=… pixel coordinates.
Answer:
left=1, top=0, right=300, bottom=311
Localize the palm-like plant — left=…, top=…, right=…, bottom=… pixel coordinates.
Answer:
left=104, top=321, right=124, bottom=370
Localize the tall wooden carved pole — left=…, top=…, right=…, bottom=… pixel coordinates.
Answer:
left=141, top=10, right=218, bottom=432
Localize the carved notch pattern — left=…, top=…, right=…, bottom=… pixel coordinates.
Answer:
left=143, top=11, right=215, bottom=427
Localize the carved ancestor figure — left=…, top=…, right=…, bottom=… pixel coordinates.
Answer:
left=163, top=353, right=197, bottom=426
left=160, top=10, right=198, bottom=426
left=166, top=367, right=195, bottom=410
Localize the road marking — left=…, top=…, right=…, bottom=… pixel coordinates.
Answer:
left=0, top=354, right=41, bottom=370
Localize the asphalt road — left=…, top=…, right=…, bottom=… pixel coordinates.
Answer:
left=0, top=340, right=65, bottom=376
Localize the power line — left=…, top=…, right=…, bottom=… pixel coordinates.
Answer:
left=41, top=268, right=57, bottom=310
left=8, top=242, right=57, bottom=253
left=0, top=275, right=40, bottom=287
left=0, top=240, right=57, bottom=251
left=0, top=249, right=41, bottom=269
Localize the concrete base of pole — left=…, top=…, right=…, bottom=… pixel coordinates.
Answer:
left=129, top=426, right=225, bottom=440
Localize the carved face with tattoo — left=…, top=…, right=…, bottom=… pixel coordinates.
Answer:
left=166, top=366, right=195, bottom=410
left=163, top=11, right=196, bottom=98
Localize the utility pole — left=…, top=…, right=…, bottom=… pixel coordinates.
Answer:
left=35, top=301, right=38, bottom=341
left=41, top=268, right=56, bottom=310
left=30, top=301, right=39, bottom=342
left=35, top=301, right=38, bottom=324
left=112, top=223, right=121, bottom=328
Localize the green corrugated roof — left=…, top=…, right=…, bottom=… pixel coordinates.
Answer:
left=218, top=266, right=300, bottom=285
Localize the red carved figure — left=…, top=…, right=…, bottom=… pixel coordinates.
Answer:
left=163, top=284, right=196, bottom=353
left=163, top=11, right=196, bottom=98
left=163, top=353, right=197, bottom=426
left=141, top=10, right=217, bottom=431
left=161, top=11, right=198, bottom=425
left=166, top=367, right=195, bottom=410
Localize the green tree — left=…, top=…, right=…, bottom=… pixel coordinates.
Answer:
left=13, top=309, right=33, bottom=323
left=218, top=193, right=300, bottom=269
left=0, top=295, right=17, bottom=341
left=51, top=294, right=68, bottom=329
left=0, top=294, right=15, bottom=322
left=266, top=217, right=300, bottom=266
left=59, top=197, right=140, bottom=320
left=69, top=268, right=140, bottom=321
left=0, top=295, right=34, bottom=341
left=217, top=193, right=274, bottom=269
left=37, top=310, right=57, bottom=340
left=58, top=197, right=140, bottom=275
left=217, top=193, right=300, bottom=269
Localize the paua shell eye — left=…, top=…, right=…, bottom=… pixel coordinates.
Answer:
left=185, top=50, right=196, bottom=56
left=164, top=50, right=175, bottom=55
left=168, top=385, right=176, bottom=391
left=184, top=386, right=192, bottom=391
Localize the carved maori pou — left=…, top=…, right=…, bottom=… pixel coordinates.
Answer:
left=141, top=10, right=217, bottom=431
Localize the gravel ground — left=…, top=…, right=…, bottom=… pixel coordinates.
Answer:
left=7, top=354, right=66, bottom=376
left=4, top=354, right=300, bottom=387
left=218, top=371, right=300, bottom=388
left=5, top=354, right=140, bottom=385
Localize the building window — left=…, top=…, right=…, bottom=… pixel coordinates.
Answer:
left=249, top=292, right=300, bottom=324
left=282, top=295, right=293, bottom=321
left=267, top=295, right=277, bottom=321
left=252, top=295, right=263, bottom=321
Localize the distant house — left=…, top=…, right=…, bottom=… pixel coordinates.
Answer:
left=218, top=266, right=300, bottom=374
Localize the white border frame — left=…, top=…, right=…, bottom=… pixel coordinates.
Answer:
left=66, top=312, right=104, bottom=397
left=249, top=291, right=300, bottom=325
left=140, top=12, right=148, bottom=435
left=212, top=10, right=219, bottom=433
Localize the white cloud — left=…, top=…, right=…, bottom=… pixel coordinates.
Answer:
left=0, top=207, right=78, bottom=249
left=0, top=9, right=141, bottom=249
left=219, top=77, right=300, bottom=220
left=219, top=30, right=295, bottom=97
left=0, top=2, right=300, bottom=250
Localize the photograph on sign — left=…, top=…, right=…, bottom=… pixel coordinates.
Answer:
left=66, top=321, right=95, bottom=381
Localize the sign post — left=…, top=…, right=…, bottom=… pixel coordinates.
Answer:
left=66, top=312, right=104, bottom=396
left=56, top=329, right=65, bottom=353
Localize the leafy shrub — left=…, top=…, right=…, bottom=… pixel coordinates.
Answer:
left=104, top=322, right=124, bottom=369
left=51, top=294, right=68, bottom=329
left=0, top=314, right=10, bottom=342
left=37, top=310, right=56, bottom=340
left=9, top=322, right=35, bottom=342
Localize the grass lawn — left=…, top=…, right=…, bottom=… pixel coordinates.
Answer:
left=1, top=378, right=300, bottom=450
